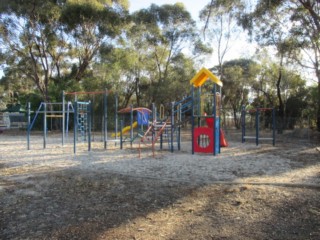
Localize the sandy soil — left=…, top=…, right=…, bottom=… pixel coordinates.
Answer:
left=0, top=131, right=319, bottom=239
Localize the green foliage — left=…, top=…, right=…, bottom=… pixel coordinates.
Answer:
left=239, top=0, right=320, bottom=130
left=218, top=58, right=259, bottom=128
left=0, top=0, right=129, bottom=105
left=0, top=0, right=209, bottom=113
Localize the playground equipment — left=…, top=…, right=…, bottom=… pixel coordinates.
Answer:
left=241, top=106, right=276, bottom=146
left=115, top=107, right=151, bottom=142
left=26, top=68, right=228, bottom=156
left=190, top=67, right=226, bottom=155
left=138, top=102, right=180, bottom=157
left=112, top=121, right=138, bottom=137
left=27, top=101, right=74, bottom=150
left=27, top=89, right=121, bottom=153
left=138, top=67, right=227, bottom=156
left=205, top=117, right=228, bottom=147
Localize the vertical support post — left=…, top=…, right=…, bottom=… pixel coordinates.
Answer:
left=103, top=89, right=108, bottom=149
left=272, top=108, right=276, bottom=146
left=191, top=86, right=195, bottom=155
left=66, top=101, right=70, bottom=138
left=115, top=93, right=118, bottom=145
left=43, top=102, right=47, bottom=149
left=241, top=106, right=246, bottom=143
left=170, top=101, right=174, bottom=153
left=256, top=108, right=260, bottom=146
left=213, top=84, right=216, bottom=155
left=74, top=101, right=77, bottom=154
left=178, top=103, right=181, bottom=151
left=130, top=104, right=133, bottom=147
left=88, top=101, right=91, bottom=152
left=120, top=120, right=123, bottom=149
left=152, top=103, right=156, bottom=142
left=27, top=102, right=31, bottom=150
left=197, top=87, right=201, bottom=128
left=218, top=86, right=221, bottom=154
left=62, top=91, right=65, bottom=146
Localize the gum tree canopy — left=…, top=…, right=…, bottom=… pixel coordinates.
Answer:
left=0, top=0, right=129, bottom=102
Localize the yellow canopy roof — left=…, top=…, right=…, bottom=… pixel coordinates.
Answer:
left=190, top=67, right=223, bottom=87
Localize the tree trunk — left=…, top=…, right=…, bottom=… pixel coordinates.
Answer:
left=135, top=77, right=141, bottom=107
left=276, top=68, right=284, bottom=134
left=232, top=105, right=240, bottom=129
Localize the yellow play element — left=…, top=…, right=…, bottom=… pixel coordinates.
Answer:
left=111, top=121, right=138, bottom=137
left=190, top=67, right=223, bottom=87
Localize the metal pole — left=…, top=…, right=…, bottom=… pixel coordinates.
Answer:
left=256, top=108, right=259, bottom=146
left=191, top=86, right=195, bottom=155
left=62, top=91, right=65, bottom=146
left=213, top=84, right=216, bottom=155
left=242, top=106, right=246, bottom=143
left=178, top=103, right=181, bottom=151
left=115, top=93, right=118, bottom=145
left=27, top=102, right=31, bottom=150
left=130, top=104, right=133, bottom=147
left=120, top=120, right=123, bottom=149
left=88, top=102, right=91, bottom=151
left=171, top=102, right=174, bottom=153
left=74, top=101, right=77, bottom=154
left=218, top=86, right=221, bottom=154
left=152, top=103, right=156, bottom=143
left=103, top=89, right=107, bottom=149
left=43, top=102, right=47, bottom=149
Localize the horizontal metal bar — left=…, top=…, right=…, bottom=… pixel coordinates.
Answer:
left=243, top=136, right=256, bottom=139
left=38, top=111, right=74, bottom=113
left=46, top=115, right=63, bottom=118
left=244, top=136, right=274, bottom=140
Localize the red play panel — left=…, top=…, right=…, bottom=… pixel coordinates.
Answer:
left=193, top=127, right=214, bottom=153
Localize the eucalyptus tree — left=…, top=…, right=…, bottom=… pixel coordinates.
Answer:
left=0, top=0, right=129, bottom=103
left=0, top=0, right=66, bottom=102
left=219, top=58, right=259, bottom=128
left=60, top=0, right=129, bottom=82
left=203, top=0, right=320, bottom=130
left=200, top=0, right=244, bottom=78
left=131, top=3, right=211, bottom=104
left=239, top=0, right=320, bottom=130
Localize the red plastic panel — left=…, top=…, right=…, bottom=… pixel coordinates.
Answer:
left=193, top=127, right=214, bottom=153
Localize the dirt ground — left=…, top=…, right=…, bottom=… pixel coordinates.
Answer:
left=0, top=130, right=320, bottom=239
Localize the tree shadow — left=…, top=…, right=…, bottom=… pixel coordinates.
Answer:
left=0, top=138, right=320, bottom=239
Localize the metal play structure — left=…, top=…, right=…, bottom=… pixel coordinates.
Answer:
left=190, top=67, right=227, bottom=155
left=26, top=68, right=228, bottom=156
left=115, top=103, right=182, bottom=157
left=27, top=101, right=74, bottom=150
left=27, top=89, right=122, bottom=153
left=241, top=106, right=276, bottom=146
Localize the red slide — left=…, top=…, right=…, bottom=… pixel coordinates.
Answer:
left=219, top=129, right=228, bottom=147
left=205, top=117, right=228, bottom=147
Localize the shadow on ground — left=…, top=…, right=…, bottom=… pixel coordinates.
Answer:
left=1, top=166, right=320, bottom=239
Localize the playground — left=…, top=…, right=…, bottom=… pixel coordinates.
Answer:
left=0, top=68, right=320, bottom=239
left=0, top=130, right=320, bottom=239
